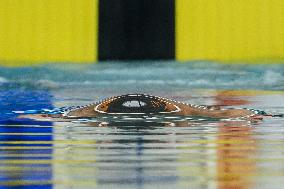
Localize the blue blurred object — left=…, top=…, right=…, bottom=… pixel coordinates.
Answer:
left=0, top=89, right=53, bottom=188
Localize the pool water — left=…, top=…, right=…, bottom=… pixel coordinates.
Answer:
left=0, top=62, right=284, bottom=188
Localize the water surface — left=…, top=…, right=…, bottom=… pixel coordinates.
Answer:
left=0, top=62, right=284, bottom=188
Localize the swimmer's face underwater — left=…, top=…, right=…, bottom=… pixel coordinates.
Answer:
left=19, top=94, right=267, bottom=121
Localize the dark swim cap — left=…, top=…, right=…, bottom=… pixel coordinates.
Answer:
left=106, top=94, right=167, bottom=114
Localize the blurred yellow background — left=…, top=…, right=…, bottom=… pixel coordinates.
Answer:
left=0, top=0, right=97, bottom=64
left=0, top=0, right=284, bottom=64
left=176, top=0, right=284, bottom=62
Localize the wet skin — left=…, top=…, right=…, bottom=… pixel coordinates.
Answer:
left=19, top=94, right=263, bottom=121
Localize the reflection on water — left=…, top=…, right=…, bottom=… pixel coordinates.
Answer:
left=217, top=122, right=256, bottom=189
left=52, top=119, right=256, bottom=189
left=1, top=109, right=284, bottom=188
left=0, top=120, right=53, bottom=188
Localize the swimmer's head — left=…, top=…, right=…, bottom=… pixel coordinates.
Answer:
left=94, top=94, right=180, bottom=114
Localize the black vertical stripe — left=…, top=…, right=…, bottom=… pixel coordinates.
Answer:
left=98, top=0, right=175, bottom=60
